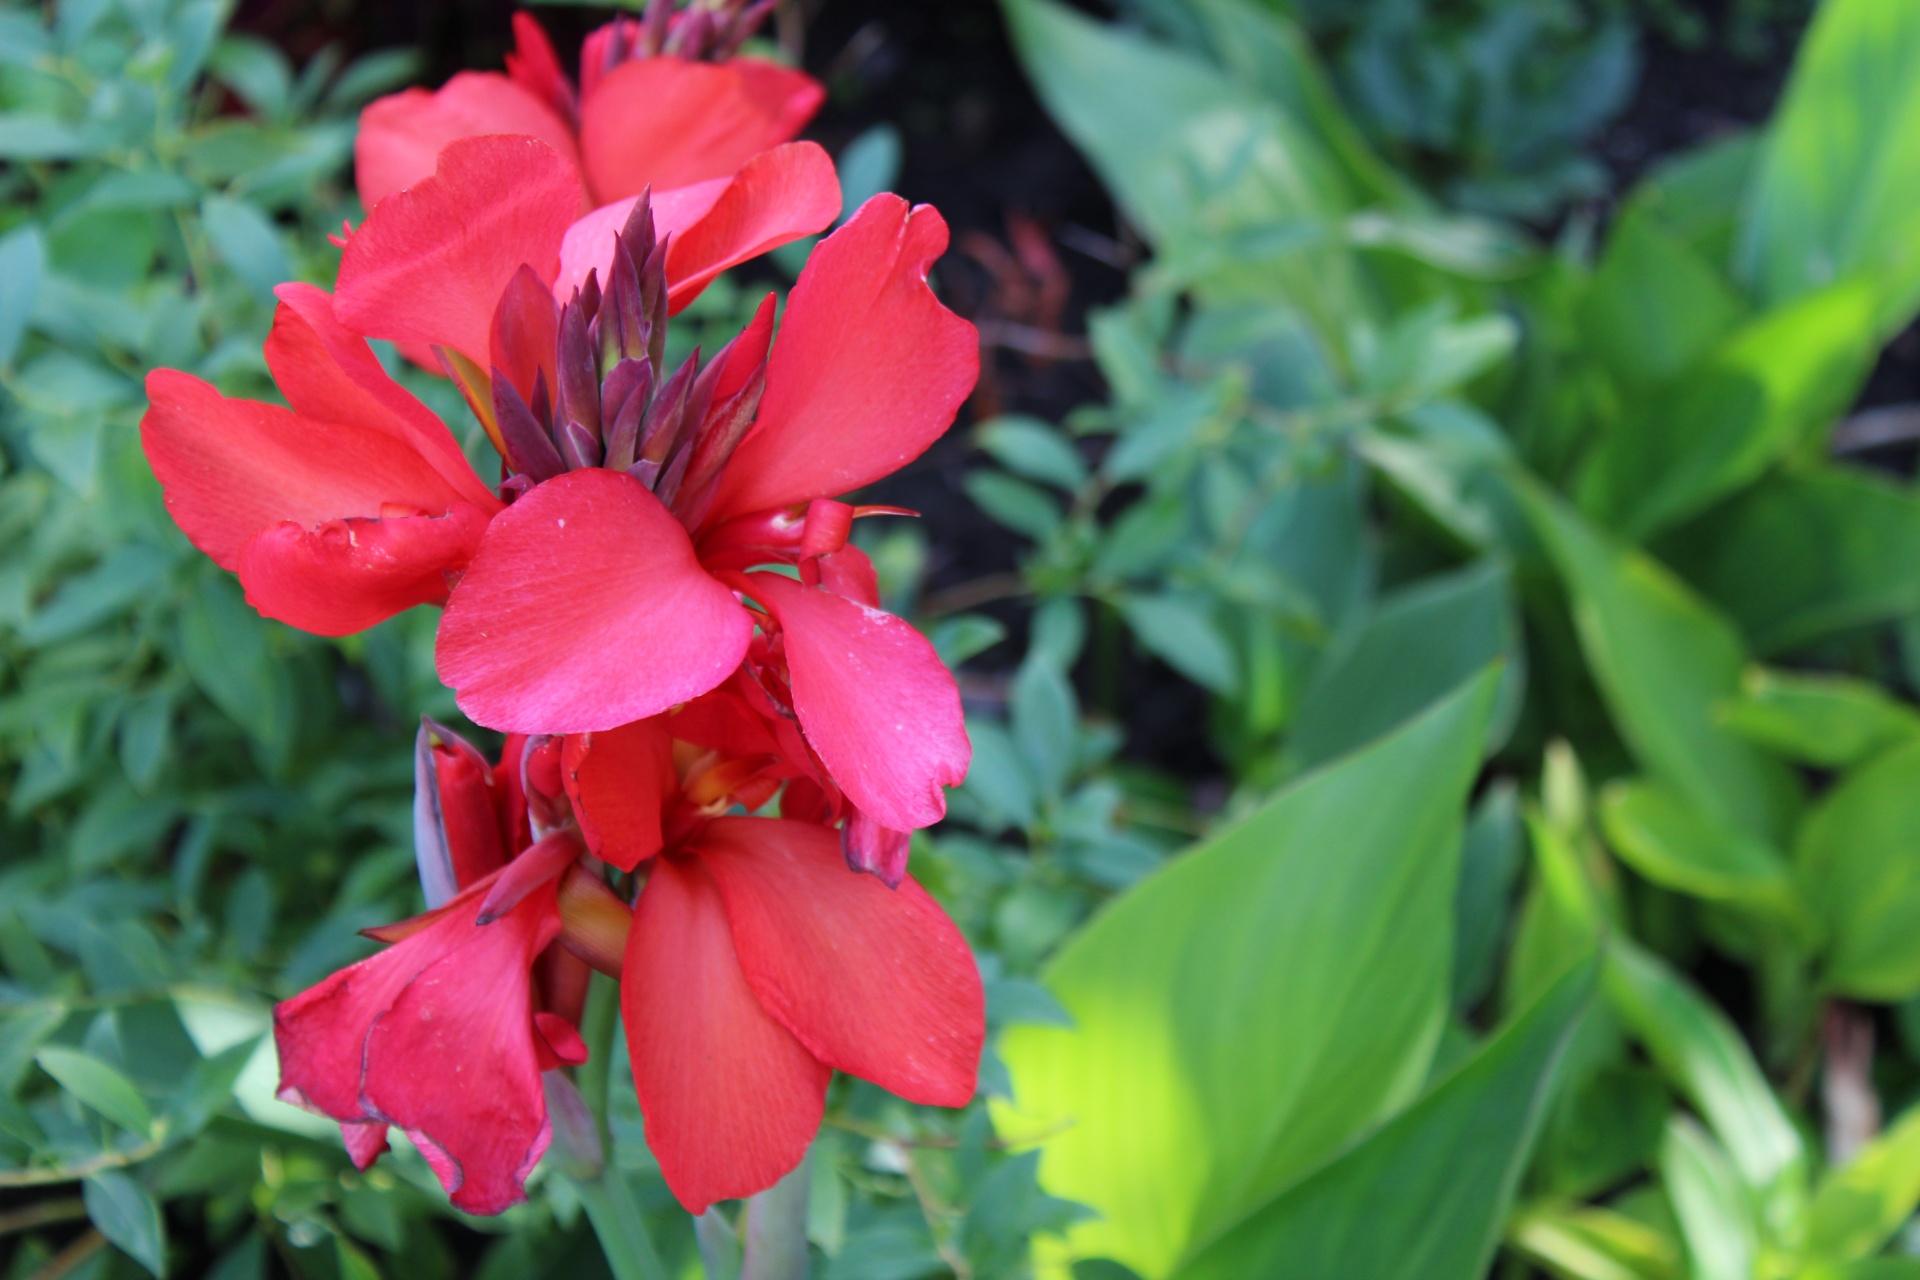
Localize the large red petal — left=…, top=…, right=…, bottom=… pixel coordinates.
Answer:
left=269, top=284, right=497, bottom=511
left=562, top=718, right=675, bottom=871
left=336, top=135, right=583, bottom=368
left=709, top=196, right=979, bottom=521
left=237, top=505, right=491, bottom=635
left=436, top=468, right=752, bottom=734
left=360, top=881, right=562, bottom=1216
left=552, top=143, right=837, bottom=310
left=748, top=571, right=969, bottom=832
left=698, top=817, right=982, bottom=1107
left=622, top=855, right=829, bottom=1214
left=355, top=72, right=581, bottom=215
left=577, top=56, right=824, bottom=201
left=141, top=370, right=471, bottom=570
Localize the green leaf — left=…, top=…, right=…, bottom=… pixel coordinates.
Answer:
left=836, top=124, right=902, bottom=224
left=1659, top=1118, right=1756, bottom=1280
left=1285, top=560, right=1517, bottom=773
left=1603, top=942, right=1805, bottom=1198
left=1796, top=739, right=1920, bottom=1000
left=85, top=1171, right=167, bottom=1278
left=175, top=575, right=296, bottom=764
left=1719, top=668, right=1920, bottom=767
left=0, top=223, right=45, bottom=369
left=1173, top=960, right=1594, bottom=1280
left=1580, top=204, right=1748, bottom=389
left=1659, top=464, right=1920, bottom=654
left=209, top=36, right=292, bottom=118
left=36, top=1045, right=154, bottom=1135
left=994, top=670, right=1500, bottom=1276
left=1737, top=0, right=1920, bottom=336
left=964, top=469, right=1063, bottom=541
left=1524, top=484, right=1799, bottom=845
left=1453, top=781, right=1524, bottom=1014
left=1596, top=779, right=1800, bottom=918
left=1576, top=279, right=1878, bottom=538
left=1509, top=1202, right=1681, bottom=1280
left=1117, top=591, right=1239, bottom=695
left=977, top=415, right=1090, bottom=491
left=1803, top=1103, right=1920, bottom=1265
left=200, top=196, right=291, bottom=303
left=926, top=614, right=1007, bottom=668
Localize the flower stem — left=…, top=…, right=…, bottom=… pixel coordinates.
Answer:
left=570, top=973, right=668, bottom=1280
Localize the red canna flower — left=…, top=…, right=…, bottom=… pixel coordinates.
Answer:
left=274, top=724, right=628, bottom=1214
left=139, top=134, right=835, bottom=637
left=415, top=174, right=980, bottom=855
left=281, top=708, right=982, bottom=1218
left=355, top=5, right=822, bottom=216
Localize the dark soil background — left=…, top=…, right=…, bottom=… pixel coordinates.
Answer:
left=230, top=0, right=1914, bottom=777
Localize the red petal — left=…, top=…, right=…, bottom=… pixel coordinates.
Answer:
left=709, top=196, right=979, bottom=521
left=505, top=14, right=575, bottom=124
left=436, top=468, right=752, bottom=733
left=269, top=285, right=496, bottom=510
left=842, top=806, right=911, bottom=887
left=553, top=142, right=838, bottom=310
left=748, top=572, right=969, bottom=832
left=664, top=142, right=840, bottom=312
left=562, top=718, right=676, bottom=871
left=699, top=817, right=981, bottom=1106
left=622, top=855, right=829, bottom=1214
left=337, top=135, right=584, bottom=368
left=236, top=505, right=491, bottom=635
left=359, top=881, right=562, bottom=1216
left=534, top=1011, right=589, bottom=1067
left=578, top=56, right=824, bottom=201
left=355, top=72, right=581, bottom=215
left=141, top=370, right=474, bottom=571
left=341, top=1121, right=390, bottom=1170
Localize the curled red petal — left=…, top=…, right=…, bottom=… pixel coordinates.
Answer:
left=336, top=135, right=584, bottom=369
left=710, top=195, right=979, bottom=521
left=622, top=855, right=829, bottom=1214
left=268, top=285, right=496, bottom=510
left=340, top=1121, right=390, bottom=1170
left=141, top=370, right=473, bottom=572
left=748, top=571, right=969, bottom=832
left=562, top=718, right=676, bottom=871
left=698, top=817, right=981, bottom=1107
left=436, top=468, right=752, bottom=734
left=359, top=880, right=562, bottom=1216
left=236, top=505, right=491, bottom=636
left=578, top=56, right=824, bottom=201
left=355, top=71, right=581, bottom=215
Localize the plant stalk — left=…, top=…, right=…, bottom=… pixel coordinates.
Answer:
left=569, top=972, right=668, bottom=1280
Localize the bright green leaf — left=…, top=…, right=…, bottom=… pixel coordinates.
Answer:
left=994, top=670, right=1500, bottom=1276
left=1597, top=778, right=1800, bottom=919
left=36, top=1045, right=153, bottom=1135
left=1660, top=1117, right=1756, bottom=1280
left=1720, top=668, right=1920, bottom=768
left=1173, top=961, right=1595, bottom=1280
left=1796, top=739, right=1920, bottom=1000
left=1803, top=1104, right=1920, bottom=1265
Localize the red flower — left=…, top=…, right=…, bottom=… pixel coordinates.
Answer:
left=140, top=136, right=835, bottom=637
left=282, top=709, right=982, bottom=1218
left=274, top=725, right=624, bottom=1214
left=355, top=8, right=822, bottom=215
left=425, top=182, right=980, bottom=847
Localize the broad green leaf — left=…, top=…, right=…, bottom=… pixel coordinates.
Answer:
left=1720, top=668, right=1920, bottom=768
left=1453, top=781, right=1524, bottom=1014
left=1580, top=205, right=1748, bottom=389
left=1660, top=1118, right=1756, bottom=1280
left=1800, top=1264, right=1920, bottom=1280
left=1604, top=942, right=1806, bottom=1198
left=1596, top=779, right=1800, bottom=919
left=1525, top=485, right=1799, bottom=845
left=1576, top=280, right=1878, bottom=538
left=1619, top=131, right=1757, bottom=266
left=85, top=1171, right=167, bottom=1277
left=1659, top=464, right=1920, bottom=654
left=0, top=222, right=45, bottom=369
left=1173, top=961, right=1595, bottom=1280
left=1737, top=0, right=1920, bottom=336
left=1796, top=739, right=1920, bottom=1000
left=36, top=1045, right=153, bottom=1135
left=995, top=670, right=1500, bottom=1276
left=1803, top=1104, right=1920, bottom=1265
left=964, top=469, right=1063, bottom=541
left=977, top=416, right=1090, bottom=491
left=1285, top=560, right=1518, bottom=772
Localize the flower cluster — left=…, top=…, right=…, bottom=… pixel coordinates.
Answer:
left=140, top=7, right=984, bottom=1215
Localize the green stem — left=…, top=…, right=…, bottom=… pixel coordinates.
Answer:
left=569, top=973, right=668, bottom=1280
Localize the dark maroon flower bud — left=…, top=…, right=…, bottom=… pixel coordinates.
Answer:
left=492, top=370, right=566, bottom=484
left=554, top=299, right=602, bottom=445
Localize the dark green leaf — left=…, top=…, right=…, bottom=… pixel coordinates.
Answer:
left=85, top=1171, right=167, bottom=1277
left=36, top=1045, right=153, bottom=1135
